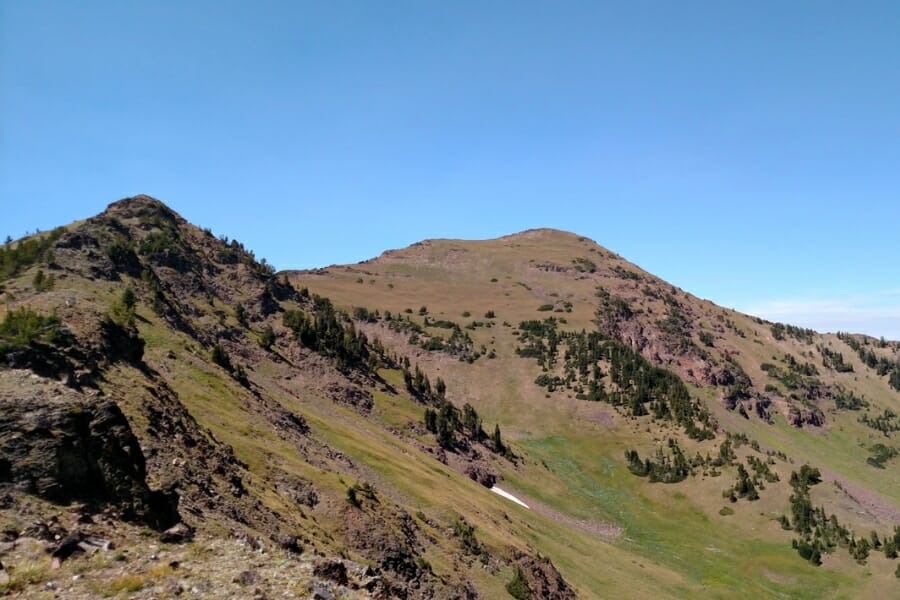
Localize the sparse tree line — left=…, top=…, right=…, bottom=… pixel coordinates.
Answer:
left=760, top=355, right=829, bottom=417
left=405, top=360, right=512, bottom=459
left=625, top=434, right=779, bottom=498
left=777, top=465, right=900, bottom=567
left=837, top=332, right=900, bottom=392
left=283, top=294, right=370, bottom=372
left=352, top=307, right=482, bottom=362
left=859, top=409, right=900, bottom=436
left=516, top=315, right=715, bottom=441
left=818, top=344, right=854, bottom=373
left=0, top=227, right=66, bottom=279
left=624, top=431, right=900, bottom=570
left=770, top=322, right=815, bottom=344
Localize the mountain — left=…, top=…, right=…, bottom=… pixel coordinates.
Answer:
left=1, top=196, right=899, bottom=598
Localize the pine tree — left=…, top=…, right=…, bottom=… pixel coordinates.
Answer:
left=492, top=424, right=505, bottom=454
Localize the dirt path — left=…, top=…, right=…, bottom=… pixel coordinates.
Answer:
left=824, top=471, right=900, bottom=524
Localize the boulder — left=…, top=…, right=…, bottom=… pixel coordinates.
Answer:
left=0, top=379, right=179, bottom=530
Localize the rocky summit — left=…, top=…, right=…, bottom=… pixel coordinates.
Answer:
left=1, top=195, right=899, bottom=598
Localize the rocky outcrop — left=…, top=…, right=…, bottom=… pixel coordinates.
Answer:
left=789, top=406, right=826, bottom=428
left=0, top=372, right=178, bottom=529
left=511, top=550, right=577, bottom=600
left=464, top=462, right=498, bottom=488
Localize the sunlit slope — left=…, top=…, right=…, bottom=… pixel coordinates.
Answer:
left=290, top=228, right=900, bottom=598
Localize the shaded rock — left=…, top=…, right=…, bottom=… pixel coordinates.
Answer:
left=273, top=533, right=302, bottom=554
left=326, top=382, right=373, bottom=411
left=464, top=463, right=497, bottom=488
left=307, top=582, right=336, bottom=600
left=275, top=478, right=319, bottom=507
left=789, top=406, right=825, bottom=428
left=50, top=531, right=86, bottom=567
left=0, top=388, right=179, bottom=530
left=313, top=559, right=348, bottom=586
left=160, top=522, right=194, bottom=544
left=233, top=570, right=259, bottom=586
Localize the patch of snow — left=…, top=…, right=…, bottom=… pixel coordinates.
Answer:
left=490, top=486, right=530, bottom=509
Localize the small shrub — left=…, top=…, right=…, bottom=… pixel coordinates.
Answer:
left=452, top=518, right=481, bottom=555
left=211, top=343, right=233, bottom=372
left=100, top=574, right=145, bottom=596
left=506, top=566, right=531, bottom=599
left=32, top=269, right=54, bottom=292
left=259, top=326, right=276, bottom=350
left=235, top=303, right=247, bottom=327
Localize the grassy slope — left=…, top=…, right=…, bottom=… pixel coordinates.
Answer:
left=290, top=229, right=900, bottom=598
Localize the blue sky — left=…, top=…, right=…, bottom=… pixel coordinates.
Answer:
left=2, top=2, right=899, bottom=338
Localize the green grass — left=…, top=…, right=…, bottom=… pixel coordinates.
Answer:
left=510, top=434, right=855, bottom=599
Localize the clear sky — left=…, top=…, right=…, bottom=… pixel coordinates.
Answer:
left=2, top=1, right=899, bottom=338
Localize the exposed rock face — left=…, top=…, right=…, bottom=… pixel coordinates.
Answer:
left=512, top=550, right=577, bottom=600
left=342, top=501, right=442, bottom=598
left=0, top=372, right=178, bottom=529
left=464, top=462, right=498, bottom=488
left=789, top=406, right=826, bottom=428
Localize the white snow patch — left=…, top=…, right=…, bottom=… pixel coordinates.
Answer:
left=490, top=486, right=530, bottom=509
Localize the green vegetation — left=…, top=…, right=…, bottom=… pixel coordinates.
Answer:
left=866, top=443, right=898, bottom=469
left=451, top=518, right=482, bottom=556
left=837, top=332, right=900, bottom=390
left=834, top=389, right=869, bottom=411
left=624, top=439, right=691, bottom=483
left=0, top=306, right=71, bottom=355
left=761, top=355, right=829, bottom=420
left=381, top=312, right=480, bottom=361
left=100, top=286, right=145, bottom=363
left=0, top=227, right=65, bottom=278
left=860, top=409, right=900, bottom=435
left=31, top=268, right=55, bottom=292
left=571, top=257, right=596, bottom=273
left=346, top=481, right=376, bottom=508
left=139, top=230, right=189, bottom=271
left=259, top=325, right=276, bottom=350
left=517, top=316, right=715, bottom=440
left=783, top=465, right=843, bottom=566
left=725, top=464, right=759, bottom=501
left=211, top=343, right=233, bottom=372
left=235, top=302, right=247, bottom=327
left=506, top=566, right=531, bottom=599
left=611, top=264, right=641, bottom=280
left=819, top=345, right=853, bottom=373
left=771, top=322, right=815, bottom=344
left=283, top=295, right=370, bottom=372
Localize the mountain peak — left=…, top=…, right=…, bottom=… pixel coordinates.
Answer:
left=102, top=194, right=186, bottom=226
left=499, top=227, right=585, bottom=241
